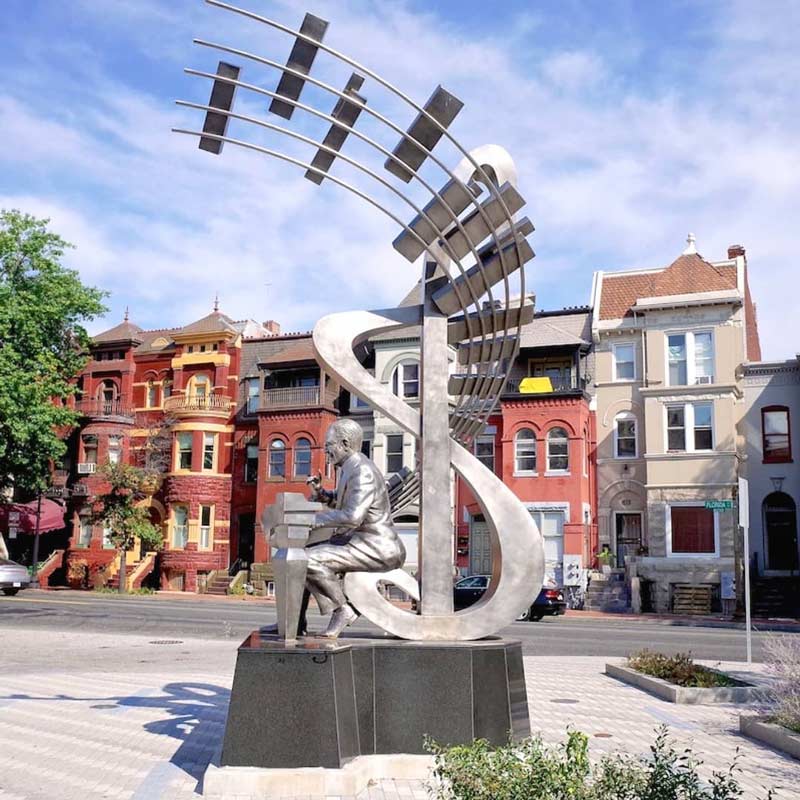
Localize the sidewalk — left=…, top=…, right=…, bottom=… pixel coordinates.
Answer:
left=1, top=628, right=798, bottom=799
left=565, top=607, right=800, bottom=632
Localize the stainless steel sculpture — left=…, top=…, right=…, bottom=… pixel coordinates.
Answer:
left=175, top=0, right=545, bottom=641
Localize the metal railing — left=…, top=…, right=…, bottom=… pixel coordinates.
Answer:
left=75, top=398, right=135, bottom=420
left=260, top=385, right=326, bottom=410
left=164, top=393, right=232, bottom=414
left=503, top=377, right=583, bottom=395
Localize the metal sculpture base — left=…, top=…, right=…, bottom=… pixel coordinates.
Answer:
left=213, top=631, right=529, bottom=783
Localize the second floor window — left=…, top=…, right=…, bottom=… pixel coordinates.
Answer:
left=202, top=433, right=215, bottom=470
left=613, top=343, right=635, bottom=381
left=514, top=428, right=537, bottom=473
left=668, top=331, right=714, bottom=386
left=392, top=362, right=419, bottom=399
left=386, top=434, right=404, bottom=473
left=666, top=403, right=714, bottom=452
left=762, top=406, right=791, bottom=462
left=244, top=443, right=258, bottom=483
left=177, top=432, right=193, bottom=470
left=147, top=381, right=160, bottom=408
left=474, top=434, right=495, bottom=473
left=269, top=439, right=286, bottom=478
left=294, top=438, right=312, bottom=477
left=547, top=428, right=569, bottom=472
left=82, top=434, right=98, bottom=464
left=245, top=378, right=260, bottom=414
left=614, top=414, right=637, bottom=458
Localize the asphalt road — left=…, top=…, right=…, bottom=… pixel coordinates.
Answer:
left=1, top=589, right=794, bottom=662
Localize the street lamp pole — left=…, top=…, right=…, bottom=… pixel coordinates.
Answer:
left=30, top=490, right=42, bottom=589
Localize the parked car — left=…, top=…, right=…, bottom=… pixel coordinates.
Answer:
left=453, top=574, right=566, bottom=621
left=0, top=558, right=30, bottom=596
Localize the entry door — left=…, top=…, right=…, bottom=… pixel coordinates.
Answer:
left=237, top=512, right=255, bottom=566
left=538, top=511, right=565, bottom=585
left=615, top=513, right=642, bottom=567
left=469, top=515, right=492, bottom=575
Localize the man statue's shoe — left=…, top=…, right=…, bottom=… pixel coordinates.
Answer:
left=321, top=605, right=358, bottom=639
left=259, top=622, right=308, bottom=637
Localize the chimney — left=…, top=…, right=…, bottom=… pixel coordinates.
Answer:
left=262, top=319, right=281, bottom=335
left=728, top=244, right=746, bottom=259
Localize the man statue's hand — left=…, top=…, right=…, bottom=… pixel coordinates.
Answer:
left=306, top=470, right=324, bottom=501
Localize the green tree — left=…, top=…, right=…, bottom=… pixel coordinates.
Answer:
left=93, top=463, right=163, bottom=593
left=0, top=210, right=107, bottom=494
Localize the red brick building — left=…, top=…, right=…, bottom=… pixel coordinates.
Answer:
left=456, top=308, right=598, bottom=587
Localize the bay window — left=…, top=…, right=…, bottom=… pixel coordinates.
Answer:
left=202, top=432, right=215, bottom=471
left=177, top=432, right=193, bottom=470
left=172, top=506, right=188, bottom=548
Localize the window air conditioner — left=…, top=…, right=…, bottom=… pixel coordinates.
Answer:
left=77, top=463, right=97, bottom=475
left=695, top=376, right=713, bottom=385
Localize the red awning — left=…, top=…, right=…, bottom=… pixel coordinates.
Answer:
left=0, top=499, right=66, bottom=534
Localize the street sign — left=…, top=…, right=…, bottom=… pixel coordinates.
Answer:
left=8, top=511, right=20, bottom=524
left=8, top=525, right=18, bottom=539
left=704, top=500, right=733, bottom=510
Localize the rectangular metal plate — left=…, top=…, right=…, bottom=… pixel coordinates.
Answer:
left=199, top=61, right=241, bottom=155
left=385, top=85, right=463, bottom=183
left=269, top=13, right=329, bottom=120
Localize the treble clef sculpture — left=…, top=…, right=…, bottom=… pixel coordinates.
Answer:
left=175, top=0, right=545, bottom=641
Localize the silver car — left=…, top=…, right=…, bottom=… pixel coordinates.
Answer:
left=0, top=558, right=30, bottom=596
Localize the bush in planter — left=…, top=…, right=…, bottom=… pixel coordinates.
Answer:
left=761, top=634, right=800, bottom=733
left=427, top=726, right=773, bottom=800
left=627, top=650, right=735, bottom=688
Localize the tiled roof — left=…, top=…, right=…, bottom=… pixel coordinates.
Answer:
left=240, top=337, right=300, bottom=376
left=174, top=311, right=239, bottom=337
left=134, top=328, right=178, bottom=354
left=599, top=253, right=738, bottom=320
left=92, top=320, right=143, bottom=344
left=261, top=337, right=317, bottom=366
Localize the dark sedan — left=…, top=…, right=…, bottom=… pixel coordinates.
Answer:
left=453, top=575, right=566, bottom=621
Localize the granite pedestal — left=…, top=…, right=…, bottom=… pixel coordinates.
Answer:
left=219, top=631, right=529, bottom=771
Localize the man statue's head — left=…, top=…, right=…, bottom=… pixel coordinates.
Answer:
left=324, top=418, right=364, bottom=467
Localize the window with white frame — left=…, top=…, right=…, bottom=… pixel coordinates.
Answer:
left=177, top=432, right=193, bottom=470
left=294, top=438, right=312, bottom=478
left=546, top=427, right=569, bottom=472
left=202, top=432, right=215, bottom=471
left=668, top=504, right=717, bottom=555
left=474, top=433, right=495, bottom=473
left=78, top=516, right=93, bottom=548
left=386, top=434, right=404, bottom=473
left=172, top=506, right=188, bottom=548
left=614, top=414, right=637, bottom=459
left=666, top=403, right=714, bottom=452
left=199, top=505, right=212, bottom=549
left=391, top=361, right=419, bottom=399
left=268, top=439, right=286, bottom=478
left=612, top=343, right=635, bottom=381
left=108, top=435, right=122, bottom=464
left=514, top=428, right=537, bottom=473
left=667, top=331, right=714, bottom=386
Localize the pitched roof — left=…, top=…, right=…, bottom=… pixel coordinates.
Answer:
left=519, top=311, right=591, bottom=349
left=174, top=311, right=238, bottom=337
left=92, top=320, right=143, bottom=345
left=134, top=328, right=179, bottom=354
left=261, top=337, right=317, bottom=366
left=599, top=253, right=738, bottom=320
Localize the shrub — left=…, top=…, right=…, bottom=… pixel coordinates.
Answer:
left=627, top=650, right=735, bottom=688
left=427, top=726, right=773, bottom=800
left=761, top=634, right=800, bottom=733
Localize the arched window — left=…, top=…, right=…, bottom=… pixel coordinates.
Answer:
left=614, top=413, right=637, bottom=459
left=269, top=439, right=286, bottom=478
left=514, top=428, right=537, bottom=473
left=546, top=427, right=569, bottom=472
left=763, top=492, right=798, bottom=571
left=97, top=379, right=118, bottom=412
left=188, top=374, right=210, bottom=400
left=147, top=380, right=160, bottom=408
left=391, top=360, right=419, bottom=399
left=294, top=438, right=312, bottom=478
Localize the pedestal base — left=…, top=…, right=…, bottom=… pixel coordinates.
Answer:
left=218, top=631, right=529, bottom=772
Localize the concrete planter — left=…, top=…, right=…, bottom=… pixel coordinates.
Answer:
left=740, top=716, right=800, bottom=760
left=605, top=662, right=756, bottom=704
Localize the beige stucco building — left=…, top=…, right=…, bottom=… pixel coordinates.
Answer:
left=591, top=237, right=761, bottom=612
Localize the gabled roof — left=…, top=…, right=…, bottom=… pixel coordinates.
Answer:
left=599, top=252, right=738, bottom=320
left=92, top=320, right=143, bottom=345
left=134, top=328, right=179, bottom=355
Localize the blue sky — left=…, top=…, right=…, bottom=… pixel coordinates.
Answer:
left=1, top=1, right=798, bottom=358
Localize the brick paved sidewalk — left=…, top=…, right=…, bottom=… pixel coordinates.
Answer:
left=0, top=631, right=798, bottom=799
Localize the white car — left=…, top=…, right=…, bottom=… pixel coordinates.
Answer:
left=0, top=558, right=30, bottom=596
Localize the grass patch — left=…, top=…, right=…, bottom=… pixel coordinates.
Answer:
left=92, top=586, right=156, bottom=596
left=627, top=650, right=738, bottom=688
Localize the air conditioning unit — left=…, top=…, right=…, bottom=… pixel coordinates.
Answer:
left=696, top=376, right=713, bottom=385
left=77, top=463, right=97, bottom=475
